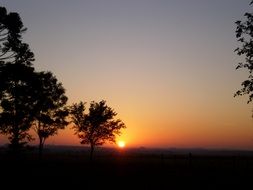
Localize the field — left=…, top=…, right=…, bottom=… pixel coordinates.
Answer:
left=1, top=146, right=253, bottom=189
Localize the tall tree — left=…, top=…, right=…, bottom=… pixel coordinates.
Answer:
left=0, top=6, right=35, bottom=150
left=0, top=63, right=37, bottom=149
left=235, top=1, right=253, bottom=113
left=32, top=71, right=68, bottom=156
left=70, top=100, right=126, bottom=160
left=0, top=6, right=34, bottom=65
left=0, top=6, right=69, bottom=151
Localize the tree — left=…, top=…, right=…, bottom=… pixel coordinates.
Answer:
left=0, top=6, right=69, bottom=152
left=0, top=6, right=34, bottom=65
left=234, top=1, right=253, bottom=113
left=70, top=100, right=126, bottom=160
left=32, top=71, right=69, bottom=156
left=0, top=63, right=37, bottom=150
left=0, top=7, right=36, bottom=150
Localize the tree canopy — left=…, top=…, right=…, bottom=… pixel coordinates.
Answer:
left=0, top=6, right=37, bottom=149
left=0, top=6, right=34, bottom=65
left=0, top=63, right=37, bottom=149
left=32, top=71, right=69, bottom=155
left=70, top=100, right=126, bottom=160
left=0, top=6, right=69, bottom=151
left=235, top=1, right=253, bottom=105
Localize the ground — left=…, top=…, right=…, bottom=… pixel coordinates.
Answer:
left=0, top=146, right=253, bottom=189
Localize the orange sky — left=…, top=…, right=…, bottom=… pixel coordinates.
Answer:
left=1, top=0, right=253, bottom=149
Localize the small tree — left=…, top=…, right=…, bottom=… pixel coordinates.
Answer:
left=70, top=100, right=126, bottom=160
left=32, top=71, right=68, bottom=156
left=235, top=1, right=253, bottom=115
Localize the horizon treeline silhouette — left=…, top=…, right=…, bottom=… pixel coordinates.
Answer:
left=0, top=6, right=126, bottom=158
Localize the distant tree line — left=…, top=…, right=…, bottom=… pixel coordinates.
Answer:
left=0, top=6, right=126, bottom=159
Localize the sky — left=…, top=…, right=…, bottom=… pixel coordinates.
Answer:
left=1, top=0, right=253, bottom=149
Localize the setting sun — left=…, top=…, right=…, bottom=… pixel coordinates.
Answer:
left=117, top=141, right=125, bottom=148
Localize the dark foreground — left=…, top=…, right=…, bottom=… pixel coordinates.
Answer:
left=1, top=147, right=253, bottom=190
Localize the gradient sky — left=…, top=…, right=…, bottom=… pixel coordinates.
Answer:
left=1, top=0, right=253, bottom=149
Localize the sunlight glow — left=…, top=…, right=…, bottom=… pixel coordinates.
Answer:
left=117, top=141, right=125, bottom=148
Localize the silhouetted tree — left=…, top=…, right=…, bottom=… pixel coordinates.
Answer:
left=70, top=100, right=126, bottom=160
left=32, top=71, right=68, bottom=156
left=235, top=1, right=253, bottom=114
left=0, top=63, right=37, bottom=150
left=0, top=6, right=68, bottom=151
left=0, top=6, right=34, bottom=65
left=0, top=7, right=35, bottom=150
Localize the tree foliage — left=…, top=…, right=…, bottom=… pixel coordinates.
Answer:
left=0, top=6, right=69, bottom=151
left=32, top=71, right=69, bottom=155
left=0, top=6, right=36, bottom=149
left=0, top=63, right=37, bottom=149
left=235, top=1, right=253, bottom=104
left=70, top=100, right=126, bottom=160
left=0, top=6, right=34, bottom=65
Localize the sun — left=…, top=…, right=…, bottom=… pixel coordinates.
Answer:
left=117, top=141, right=125, bottom=148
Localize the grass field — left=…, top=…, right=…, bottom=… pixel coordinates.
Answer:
left=1, top=146, right=253, bottom=189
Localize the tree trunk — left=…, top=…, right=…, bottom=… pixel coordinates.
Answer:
left=11, top=127, right=20, bottom=151
left=12, top=81, right=20, bottom=152
left=39, top=137, right=44, bottom=158
left=90, top=144, right=94, bottom=162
